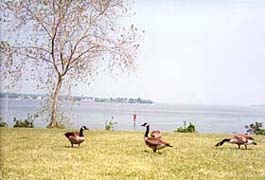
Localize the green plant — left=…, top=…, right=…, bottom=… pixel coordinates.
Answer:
left=245, top=122, right=265, bottom=135
left=13, top=113, right=38, bottom=128
left=105, top=117, right=118, bottom=131
left=0, top=117, right=8, bottom=127
left=175, top=121, right=196, bottom=133
left=105, top=120, right=114, bottom=131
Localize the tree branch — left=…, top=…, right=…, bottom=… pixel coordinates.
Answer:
left=24, top=4, right=52, bottom=39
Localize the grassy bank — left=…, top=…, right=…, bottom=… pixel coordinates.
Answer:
left=0, top=128, right=264, bottom=180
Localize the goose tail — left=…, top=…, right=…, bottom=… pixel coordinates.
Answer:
left=166, top=143, right=173, bottom=148
left=64, top=132, right=71, bottom=138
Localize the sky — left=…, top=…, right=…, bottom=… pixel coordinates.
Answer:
left=9, top=0, right=265, bottom=105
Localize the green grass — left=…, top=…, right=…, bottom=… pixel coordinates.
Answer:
left=0, top=128, right=265, bottom=180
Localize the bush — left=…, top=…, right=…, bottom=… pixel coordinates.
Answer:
left=13, top=113, right=38, bottom=128
left=245, top=122, right=265, bottom=135
left=105, top=117, right=118, bottom=131
left=0, top=117, right=8, bottom=127
left=105, top=120, right=114, bottom=130
left=175, top=121, right=196, bottom=133
left=256, top=129, right=265, bottom=135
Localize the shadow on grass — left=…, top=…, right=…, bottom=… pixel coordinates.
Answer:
left=143, top=150, right=164, bottom=155
left=214, top=146, right=256, bottom=151
left=53, top=145, right=84, bottom=149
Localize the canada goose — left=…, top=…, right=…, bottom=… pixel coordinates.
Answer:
left=141, top=122, right=172, bottom=152
left=215, top=134, right=257, bottom=149
left=64, top=126, right=89, bottom=147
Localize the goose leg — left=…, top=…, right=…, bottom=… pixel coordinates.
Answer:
left=244, top=145, right=247, bottom=150
left=238, top=144, right=240, bottom=149
left=71, top=143, right=73, bottom=148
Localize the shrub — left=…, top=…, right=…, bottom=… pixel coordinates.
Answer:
left=0, top=117, right=8, bottom=127
left=245, top=122, right=265, bottom=135
left=13, top=113, right=38, bottom=128
left=105, top=117, right=118, bottom=131
left=105, top=120, right=114, bottom=131
left=13, top=117, right=34, bottom=128
left=175, top=121, right=196, bottom=133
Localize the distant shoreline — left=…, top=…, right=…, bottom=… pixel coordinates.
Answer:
left=0, top=92, right=154, bottom=104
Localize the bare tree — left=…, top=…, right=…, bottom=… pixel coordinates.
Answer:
left=0, top=0, right=142, bottom=127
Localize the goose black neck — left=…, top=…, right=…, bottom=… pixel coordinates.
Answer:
left=144, top=125, right=149, bottom=138
left=79, top=128, right=84, bottom=137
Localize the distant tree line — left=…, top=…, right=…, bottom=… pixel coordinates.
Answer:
left=0, top=93, right=153, bottom=104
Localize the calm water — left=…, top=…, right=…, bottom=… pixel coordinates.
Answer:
left=1, top=98, right=265, bottom=133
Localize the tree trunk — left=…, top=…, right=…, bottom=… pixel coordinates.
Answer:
left=48, top=75, right=63, bottom=128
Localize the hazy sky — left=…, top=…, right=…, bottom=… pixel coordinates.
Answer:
left=18, top=0, right=265, bottom=105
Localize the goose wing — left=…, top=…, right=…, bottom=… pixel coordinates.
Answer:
left=146, top=137, right=168, bottom=145
left=235, top=134, right=254, bottom=141
left=232, top=135, right=247, bottom=143
left=243, top=134, right=254, bottom=140
left=151, top=131, right=161, bottom=138
left=65, top=132, right=79, bottom=138
left=151, top=130, right=161, bottom=134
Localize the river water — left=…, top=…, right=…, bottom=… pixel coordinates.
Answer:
left=1, top=98, right=265, bottom=133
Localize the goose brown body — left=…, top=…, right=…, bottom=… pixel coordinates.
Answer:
left=215, top=134, right=257, bottom=149
left=65, top=126, right=89, bottom=147
left=141, top=122, right=172, bottom=152
left=151, top=130, right=161, bottom=138
left=144, top=137, right=172, bottom=152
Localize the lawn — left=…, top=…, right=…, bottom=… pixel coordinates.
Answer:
left=0, top=128, right=264, bottom=180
